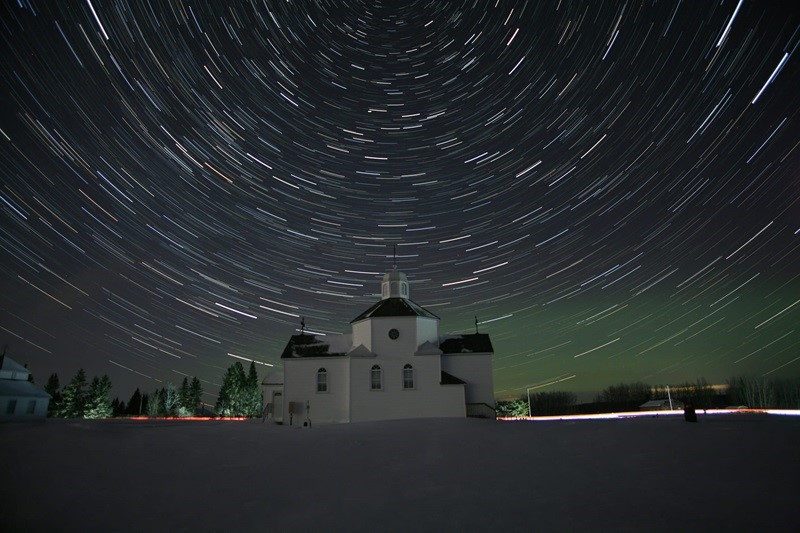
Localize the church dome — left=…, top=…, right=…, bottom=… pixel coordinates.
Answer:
left=381, top=269, right=409, bottom=299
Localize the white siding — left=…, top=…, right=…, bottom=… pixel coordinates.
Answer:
left=262, top=384, right=283, bottom=422
left=283, top=358, right=349, bottom=424
left=416, top=317, right=439, bottom=346
left=367, top=316, right=420, bottom=357
left=350, top=354, right=464, bottom=422
left=441, top=353, right=495, bottom=407
left=351, top=320, right=372, bottom=351
left=0, top=396, right=49, bottom=420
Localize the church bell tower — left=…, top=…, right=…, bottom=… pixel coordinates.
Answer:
left=381, top=269, right=409, bottom=299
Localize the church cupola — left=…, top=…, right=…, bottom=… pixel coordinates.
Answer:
left=381, top=269, right=409, bottom=300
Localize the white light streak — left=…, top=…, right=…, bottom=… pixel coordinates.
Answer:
left=506, top=28, right=520, bottom=46
left=509, top=55, right=525, bottom=75
left=716, top=0, right=743, bottom=47
left=86, top=0, right=110, bottom=40
left=725, top=221, right=773, bottom=260
left=752, top=52, right=789, bottom=104
left=442, top=277, right=479, bottom=287
left=215, top=302, right=258, bottom=319
left=228, top=353, right=274, bottom=366
left=755, top=298, right=800, bottom=329
left=574, top=338, right=621, bottom=358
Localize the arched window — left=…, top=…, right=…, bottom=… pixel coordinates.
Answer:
left=370, top=365, right=382, bottom=390
left=402, top=364, right=414, bottom=389
left=316, top=368, right=328, bottom=393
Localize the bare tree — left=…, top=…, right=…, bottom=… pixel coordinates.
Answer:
left=162, top=382, right=179, bottom=416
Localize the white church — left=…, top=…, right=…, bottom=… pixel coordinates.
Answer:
left=263, top=268, right=495, bottom=424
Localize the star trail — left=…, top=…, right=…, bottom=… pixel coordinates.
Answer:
left=1, top=1, right=798, bottom=401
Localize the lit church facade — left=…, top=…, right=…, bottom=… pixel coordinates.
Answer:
left=263, top=269, right=495, bottom=424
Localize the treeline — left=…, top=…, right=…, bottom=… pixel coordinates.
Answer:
left=140, top=376, right=204, bottom=417
left=43, top=360, right=265, bottom=419
left=496, top=391, right=577, bottom=417
left=727, top=376, right=800, bottom=408
left=595, top=376, right=800, bottom=410
left=44, top=369, right=114, bottom=419
left=215, top=361, right=263, bottom=417
left=496, top=375, right=800, bottom=416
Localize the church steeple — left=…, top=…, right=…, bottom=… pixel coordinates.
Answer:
left=381, top=268, right=409, bottom=299
left=380, top=245, right=409, bottom=299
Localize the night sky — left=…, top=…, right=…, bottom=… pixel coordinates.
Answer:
left=2, top=1, right=798, bottom=404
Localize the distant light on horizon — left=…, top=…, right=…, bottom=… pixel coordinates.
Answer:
left=499, top=409, right=800, bottom=422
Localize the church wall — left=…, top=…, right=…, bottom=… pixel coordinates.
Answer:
left=0, top=395, right=49, bottom=420
left=349, top=354, right=465, bottom=422
left=442, top=353, right=495, bottom=407
left=351, top=320, right=371, bottom=351
left=283, top=357, right=349, bottom=424
left=367, top=316, right=420, bottom=357
left=415, top=317, right=439, bottom=346
left=262, top=384, right=283, bottom=422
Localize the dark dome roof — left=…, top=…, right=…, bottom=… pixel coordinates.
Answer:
left=351, top=297, right=439, bottom=323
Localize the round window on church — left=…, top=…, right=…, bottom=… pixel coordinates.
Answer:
left=388, top=328, right=399, bottom=340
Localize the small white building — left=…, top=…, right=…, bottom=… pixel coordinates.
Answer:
left=263, top=268, right=495, bottom=424
left=639, top=399, right=676, bottom=411
left=0, top=354, right=51, bottom=420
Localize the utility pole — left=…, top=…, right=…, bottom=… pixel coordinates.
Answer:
left=526, top=387, right=534, bottom=417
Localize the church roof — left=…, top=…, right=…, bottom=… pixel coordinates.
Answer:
left=440, top=371, right=466, bottom=385
left=351, top=297, right=439, bottom=323
left=280, top=334, right=348, bottom=359
left=0, top=355, right=28, bottom=373
left=261, top=372, right=284, bottom=385
left=439, top=333, right=494, bottom=354
left=0, top=378, right=51, bottom=398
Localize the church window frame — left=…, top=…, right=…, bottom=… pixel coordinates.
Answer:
left=370, top=365, right=383, bottom=390
left=316, top=368, right=328, bottom=393
left=402, top=364, right=415, bottom=390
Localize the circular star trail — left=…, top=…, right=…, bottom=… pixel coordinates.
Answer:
left=1, top=1, right=798, bottom=401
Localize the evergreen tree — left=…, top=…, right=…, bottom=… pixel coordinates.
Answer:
left=84, top=374, right=113, bottom=419
left=215, top=372, right=232, bottom=416
left=177, top=377, right=192, bottom=416
left=111, top=398, right=126, bottom=417
left=140, top=392, right=150, bottom=416
left=496, top=399, right=530, bottom=417
left=126, top=388, right=144, bottom=416
left=146, top=389, right=162, bottom=417
left=189, top=377, right=203, bottom=415
left=246, top=361, right=263, bottom=417
left=44, top=373, right=61, bottom=417
left=216, top=362, right=247, bottom=416
left=58, top=368, right=88, bottom=418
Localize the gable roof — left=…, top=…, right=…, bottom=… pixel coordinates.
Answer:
left=0, top=355, right=29, bottom=373
left=351, top=297, right=439, bottom=323
left=439, top=333, right=494, bottom=354
left=415, top=341, right=443, bottom=356
left=347, top=344, right=375, bottom=357
left=440, top=371, right=466, bottom=385
left=261, top=372, right=284, bottom=386
left=280, top=334, right=348, bottom=359
left=0, top=378, right=51, bottom=398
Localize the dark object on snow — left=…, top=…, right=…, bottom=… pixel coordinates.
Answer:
left=683, top=402, right=697, bottom=423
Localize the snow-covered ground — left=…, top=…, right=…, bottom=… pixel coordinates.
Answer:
left=2, top=414, right=798, bottom=532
